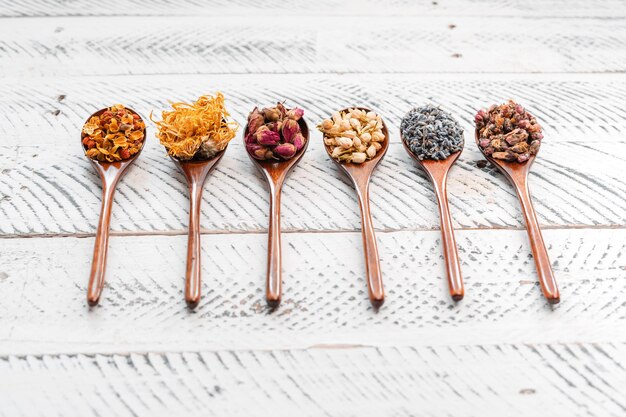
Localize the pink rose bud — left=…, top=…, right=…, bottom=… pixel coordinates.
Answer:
left=276, top=102, right=287, bottom=118
left=247, top=108, right=265, bottom=134
left=479, top=138, right=490, bottom=148
left=281, top=119, right=300, bottom=142
left=515, top=104, right=524, bottom=114
left=286, top=108, right=304, bottom=121
left=292, top=132, right=305, bottom=150
left=247, top=144, right=268, bottom=160
left=267, top=121, right=282, bottom=132
left=257, top=128, right=281, bottom=146
left=263, top=107, right=281, bottom=122
left=245, top=132, right=256, bottom=145
left=474, top=114, right=483, bottom=123
left=274, top=143, right=296, bottom=159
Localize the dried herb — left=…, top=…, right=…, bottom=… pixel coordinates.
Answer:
left=81, top=104, right=145, bottom=162
left=245, top=103, right=306, bottom=160
left=400, top=105, right=464, bottom=160
left=475, top=100, right=543, bottom=163
left=318, top=108, right=385, bottom=164
left=152, top=93, right=238, bottom=161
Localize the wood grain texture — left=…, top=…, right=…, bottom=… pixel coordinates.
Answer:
left=2, top=0, right=625, bottom=17
left=1, top=16, right=625, bottom=77
left=1, top=74, right=625, bottom=236
left=1, top=140, right=624, bottom=236
left=1, top=1, right=624, bottom=414
left=3, top=74, right=625, bottom=146
left=1, top=344, right=625, bottom=417
left=0, top=228, right=624, bottom=355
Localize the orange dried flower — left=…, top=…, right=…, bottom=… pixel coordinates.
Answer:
left=151, top=92, right=238, bottom=161
left=81, top=105, right=146, bottom=162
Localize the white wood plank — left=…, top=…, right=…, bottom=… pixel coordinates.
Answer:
left=1, top=344, right=625, bottom=417
left=2, top=0, right=624, bottom=18
left=1, top=140, right=624, bottom=236
left=3, top=74, right=624, bottom=147
left=1, top=16, right=625, bottom=77
left=1, top=74, right=625, bottom=236
left=0, top=228, right=624, bottom=355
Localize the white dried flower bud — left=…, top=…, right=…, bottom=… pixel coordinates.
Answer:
left=342, top=130, right=356, bottom=139
left=324, top=137, right=334, bottom=146
left=350, top=108, right=363, bottom=118
left=350, top=118, right=362, bottom=130
left=366, top=111, right=377, bottom=120
left=372, top=142, right=382, bottom=150
left=360, top=132, right=372, bottom=142
left=353, top=137, right=362, bottom=148
left=321, top=119, right=333, bottom=130
left=340, top=120, right=351, bottom=131
left=366, top=145, right=377, bottom=158
left=331, top=146, right=342, bottom=158
left=337, top=137, right=353, bottom=149
left=371, top=131, right=385, bottom=142
left=351, top=152, right=366, bottom=163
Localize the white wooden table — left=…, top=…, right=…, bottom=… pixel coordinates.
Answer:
left=1, top=1, right=625, bottom=415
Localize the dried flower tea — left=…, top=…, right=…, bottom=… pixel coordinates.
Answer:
left=318, top=108, right=385, bottom=164
left=245, top=103, right=306, bottom=161
left=81, top=104, right=145, bottom=162
left=401, top=105, right=464, bottom=160
left=152, top=93, right=238, bottom=161
left=475, top=99, right=543, bottom=163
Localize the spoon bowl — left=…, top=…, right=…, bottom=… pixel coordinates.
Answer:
left=82, top=107, right=146, bottom=306
left=245, top=117, right=309, bottom=307
left=322, top=107, right=389, bottom=308
left=475, top=129, right=559, bottom=304
left=169, top=148, right=228, bottom=308
left=401, top=138, right=464, bottom=301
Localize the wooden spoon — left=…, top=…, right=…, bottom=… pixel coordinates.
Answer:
left=245, top=118, right=309, bottom=307
left=323, top=107, right=389, bottom=308
left=475, top=130, right=560, bottom=304
left=401, top=140, right=464, bottom=301
left=170, top=149, right=227, bottom=308
left=82, top=107, right=146, bottom=306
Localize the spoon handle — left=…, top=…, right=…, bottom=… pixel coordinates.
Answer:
left=185, top=181, right=205, bottom=307
left=354, top=178, right=385, bottom=308
left=514, top=178, right=560, bottom=303
left=431, top=176, right=464, bottom=301
left=266, top=183, right=283, bottom=306
left=87, top=181, right=117, bottom=306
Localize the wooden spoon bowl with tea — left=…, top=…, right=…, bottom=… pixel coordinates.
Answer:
left=322, top=107, right=389, bottom=308
left=475, top=130, right=560, bottom=304
left=401, top=139, right=465, bottom=301
left=245, top=118, right=309, bottom=308
left=81, top=107, right=146, bottom=306
left=170, top=148, right=228, bottom=308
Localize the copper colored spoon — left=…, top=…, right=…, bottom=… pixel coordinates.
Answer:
left=475, top=130, right=560, bottom=304
left=402, top=140, right=464, bottom=301
left=82, top=107, right=146, bottom=306
left=170, top=148, right=228, bottom=308
left=245, top=118, right=309, bottom=307
left=323, top=107, right=389, bottom=308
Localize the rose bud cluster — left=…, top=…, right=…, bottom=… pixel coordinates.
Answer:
left=245, top=103, right=306, bottom=161
left=475, top=99, right=543, bottom=163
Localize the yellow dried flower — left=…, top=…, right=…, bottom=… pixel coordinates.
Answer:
left=151, top=92, right=238, bottom=161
